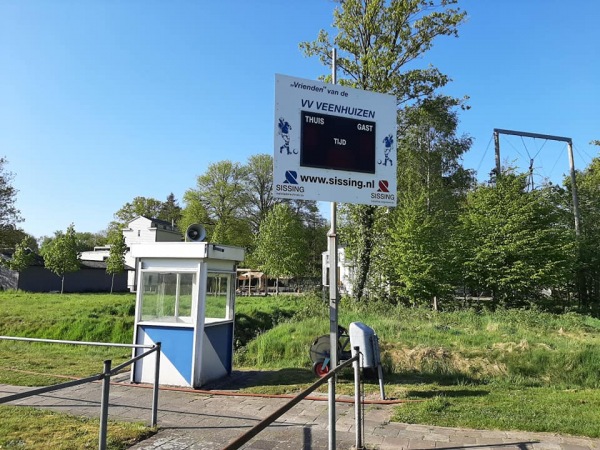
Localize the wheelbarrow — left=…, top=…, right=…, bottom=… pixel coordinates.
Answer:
left=309, top=322, right=387, bottom=400
left=309, top=325, right=352, bottom=377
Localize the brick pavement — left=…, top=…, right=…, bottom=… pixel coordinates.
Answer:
left=1, top=381, right=599, bottom=449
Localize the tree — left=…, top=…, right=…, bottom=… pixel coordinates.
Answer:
left=254, top=204, right=307, bottom=294
left=388, top=193, right=455, bottom=308
left=38, top=234, right=56, bottom=255
left=0, top=157, right=22, bottom=228
left=300, top=0, right=466, bottom=100
left=39, top=230, right=106, bottom=254
left=178, top=192, right=212, bottom=239
left=20, top=233, right=39, bottom=253
left=159, top=193, right=183, bottom=225
left=243, top=154, right=281, bottom=234
left=73, top=231, right=108, bottom=252
left=241, top=155, right=327, bottom=271
left=183, top=161, right=252, bottom=248
left=300, top=0, right=467, bottom=301
left=109, top=196, right=165, bottom=231
left=41, top=224, right=80, bottom=294
left=106, top=231, right=127, bottom=294
left=0, top=157, right=24, bottom=248
left=0, top=226, right=37, bottom=251
left=299, top=203, right=328, bottom=279
left=458, top=173, right=574, bottom=308
left=338, top=203, right=389, bottom=301
left=565, top=156, right=600, bottom=310
left=3, top=237, right=34, bottom=272
left=386, top=95, right=473, bottom=307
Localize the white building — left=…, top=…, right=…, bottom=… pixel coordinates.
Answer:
left=79, top=246, right=111, bottom=262
left=122, top=216, right=182, bottom=246
left=123, top=217, right=182, bottom=291
left=322, top=247, right=355, bottom=296
left=80, top=217, right=184, bottom=291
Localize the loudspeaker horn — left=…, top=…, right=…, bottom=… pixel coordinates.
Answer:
left=185, top=224, right=206, bottom=242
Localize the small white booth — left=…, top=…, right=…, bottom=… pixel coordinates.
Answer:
left=130, top=242, right=244, bottom=388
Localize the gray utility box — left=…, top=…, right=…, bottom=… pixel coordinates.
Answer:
left=349, top=322, right=381, bottom=368
left=349, top=321, right=386, bottom=399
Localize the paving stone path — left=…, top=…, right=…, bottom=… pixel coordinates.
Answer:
left=1, top=379, right=599, bottom=449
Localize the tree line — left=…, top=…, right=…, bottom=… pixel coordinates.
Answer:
left=2, top=0, right=599, bottom=311
left=299, top=0, right=599, bottom=313
left=107, top=154, right=329, bottom=283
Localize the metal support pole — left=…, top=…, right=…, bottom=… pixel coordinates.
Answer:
left=377, top=364, right=386, bottom=400
left=99, top=360, right=111, bottom=450
left=567, top=141, right=581, bottom=236
left=353, top=346, right=363, bottom=450
left=328, top=46, right=339, bottom=450
left=493, top=130, right=501, bottom=179
left=151, top=342, right=161, bottom=427
left=493, top=128, right=580, bottom=236
left=328, top=201, right=338, bottom=450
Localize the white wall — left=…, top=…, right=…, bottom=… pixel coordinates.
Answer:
left=123, top=217, right=183, bottom=291
left=322, top=247, right=355, bottom=296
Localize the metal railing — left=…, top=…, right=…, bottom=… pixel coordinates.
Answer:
left=223, top=347, right=364, bottom=450
left=0, top=336, right=161, bottom=450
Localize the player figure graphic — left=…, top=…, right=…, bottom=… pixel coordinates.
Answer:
left=278, top=117, right=297, bottom=154
left=378, top=134, right=394, bottom=166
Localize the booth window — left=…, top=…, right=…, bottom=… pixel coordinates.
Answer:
left=205, top=273, right=232, bottom=320
left=141, top=272, right=194, bottom=323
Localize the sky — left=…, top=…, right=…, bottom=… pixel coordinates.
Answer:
left=1, top=0, right=599, bottom=240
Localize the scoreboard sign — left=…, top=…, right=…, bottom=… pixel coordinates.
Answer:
left=301, top=111, right=376, bottom=173
left=274, top=74, right=397, bottom=206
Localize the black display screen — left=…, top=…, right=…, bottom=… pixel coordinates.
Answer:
left=300, top=111, right=376, bottom=174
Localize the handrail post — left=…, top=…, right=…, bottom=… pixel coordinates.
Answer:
left=151, top=342, right=161, bottom=427
left=0, top=336, right=158, bottom=448
left=99, top=360, right=111, bottom=450
left=224, top=355, right=358, bottom=450
left=353, top=346, right=364, bottom=449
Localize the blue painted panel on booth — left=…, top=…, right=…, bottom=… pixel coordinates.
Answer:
left=142, top=325, right=194, bottom=384
left=204, top=323, right=233, bottom=374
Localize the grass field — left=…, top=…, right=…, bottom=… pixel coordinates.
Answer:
left=0, top=291, right=303, bottom=385
left=235, top=296, right=600, bottom=438
left=0, top=405, right=155, bottom=450
left=2, top=291, right=600, bottom=440
left=0, top=292, right=135, bottom=386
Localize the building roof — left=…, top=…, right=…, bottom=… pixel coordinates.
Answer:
left=128, top=216, right=180, bottom=232
left=79, top=260, right=133, bottom=270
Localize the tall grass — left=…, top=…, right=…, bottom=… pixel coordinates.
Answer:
left=236, top=295, right=600, bottom=389
left=234, top=295, right=600, bottom=437
left=0, top=291, right=135, bottom=343
left=0, top=291, right=311, bottom=385
left=233, top=294, right=309, bottom=348
left=0, top=291, right=303, bottom=345
left=3, top=291, right=600, bottom=436
left=5, top=290, right=600, bottom=390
